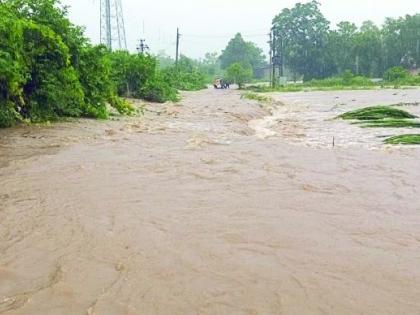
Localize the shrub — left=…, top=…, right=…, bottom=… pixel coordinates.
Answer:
left=108, top=95, right=135, bottom=115
left=306, top=72, right=373, bottom=87
left=226, top=63, right=253, bottom=89
left=107, top=52, right=179, bottom=103
left=0, top=102, right=21, bottom=127
left=384, top=66, right=410, bottom=82
left=164, top=68, right=207, bottom=91
left=163, top=56, right=208, bottom=91
left=139, top=74, right=179, bottom=103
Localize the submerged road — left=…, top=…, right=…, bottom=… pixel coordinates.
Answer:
left=1, top=88, right=420, bottom=314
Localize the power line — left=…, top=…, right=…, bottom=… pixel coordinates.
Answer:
left=182, top=33, right=268, bottom=39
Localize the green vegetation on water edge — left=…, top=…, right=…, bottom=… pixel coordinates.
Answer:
left=384, top=134, right=420, bottom=145
left=241, top=92, right=273, bottom=103
left=246, top=71, right=420, bottom=94
left=338, top=105, right=420, bottom=145
left=338, top=106, right=417, bottom=120
left=357, top=119, right=420, bottom=128
left=246, top=85, right=379, bottom=93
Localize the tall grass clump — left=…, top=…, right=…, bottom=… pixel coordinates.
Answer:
left=338, top=106, right=417, bottom=120
left=384, top=134, right=420, bottom=145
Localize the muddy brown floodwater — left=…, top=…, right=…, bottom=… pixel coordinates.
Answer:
left=1, top=88, right=420, bottom=315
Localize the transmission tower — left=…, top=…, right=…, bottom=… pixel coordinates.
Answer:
left=100, top=0, right=127, bottom=51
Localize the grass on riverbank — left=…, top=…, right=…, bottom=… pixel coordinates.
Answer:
left=248, top=84, right=417, bottom=93
left=338, top=106, right=420, bottom=145
left=241, top=92, right=273, bottom=103
left=357, top=119, right=420, bottom=128
left=246, top=72, right=420, bottom=94
left=384, top=134, right=420, bottom=145
left=338, top=106, right=417, bottom=120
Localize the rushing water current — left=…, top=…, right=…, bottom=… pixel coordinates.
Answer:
left=1, top=88, right=420, bottom=314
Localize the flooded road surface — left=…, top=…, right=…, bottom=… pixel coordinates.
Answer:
left=1, top=88, right=420, bottom=314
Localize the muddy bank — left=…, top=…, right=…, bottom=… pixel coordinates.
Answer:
left=1, top=88, right=420, bottom=314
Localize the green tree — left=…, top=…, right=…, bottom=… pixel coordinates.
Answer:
left=353, top=21, right=383, bottom=77
left=327, top=21, right=358, bottom=74
left=226, top=63, right=253, bottom=89
left=4, top=0, right=88, bottom=69
left=272, top=0, right=330, bottom=80
left=382, top=17, right=405, bottom=71
left=382, top=15, right=420, bottom=71
left=400, top=14, right=420, bottom=68
left=0, top=5, right=28, bottom=126
left=219, top=33, right=266, bottom=78
left=199, top=52, right=220, bottom=79
left=1, top=3, right=85, bottom=122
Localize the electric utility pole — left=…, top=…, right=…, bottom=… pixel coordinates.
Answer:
left=137, top=39, right=149, bottom=54
left=175, top=28, right=180, bottom=67
left=279, top=36, right=284, bottom=77
left=268, top=32, right=273, bottom=87
left=271, top=28, right=285, bottom=86
left=272, top=29, right=277, bottom=87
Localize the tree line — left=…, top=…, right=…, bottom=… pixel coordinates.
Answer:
left=272, top=0, right=420, bottom=81
left=214, top=1, right=420, bottom=85
left=2, top=0, right=419, bottom=127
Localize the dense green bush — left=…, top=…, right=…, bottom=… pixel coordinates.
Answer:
left=108, top=51, right=179, bottom=103
left=383, top=66, right=410, bottom=82
left=163, top=56, right=207, bottom=91
left=0, top=102, right=21, bottom=127
left=0, top=5, right=26, bottom=126
left=77, top=45, right=115, bottom=119
left=383, top=67, right=420, bottom=86
left=109, top=51, right=155, bottom=98
left=164, top=69, right=207, bottom=91
left=405, top=75, right=420, bottom=85
left=307, top=71, right=373, bottom=87
left=139, top=73, right=179, bottom=103
left=0, top=0, right=181, bottom=127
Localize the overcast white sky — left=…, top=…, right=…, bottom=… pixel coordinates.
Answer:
left=61, top=0, right=420, bottom=59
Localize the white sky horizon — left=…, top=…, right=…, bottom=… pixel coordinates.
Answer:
left=62, top=0, right=420, bottom=59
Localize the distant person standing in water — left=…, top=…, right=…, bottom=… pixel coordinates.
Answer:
left=220, top=79, right=230, bottom=89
